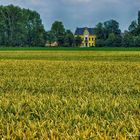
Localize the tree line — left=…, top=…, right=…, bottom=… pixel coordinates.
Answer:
left=0, top=5, right=46, bottom=47
left=0, top=5, right=82, bottom=47
left=0, top=5, right=140, bottom=47
left=94, top=12, right=140, bottom=47
left=46, top=21, right=82, bottom=47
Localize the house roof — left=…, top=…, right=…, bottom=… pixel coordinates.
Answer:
left=75, top=27, right=95, bottom=35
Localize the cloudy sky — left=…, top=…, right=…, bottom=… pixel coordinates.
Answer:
left=0, top=0, right=140, bottom=32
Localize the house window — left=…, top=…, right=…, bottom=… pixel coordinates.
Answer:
left=89, top=43, right=91, bottom=46
left=85, top=37, right=88, bottom=40
left=92, top=38, right=94, bottom=41
left=89, top=38, right=90, bottom=41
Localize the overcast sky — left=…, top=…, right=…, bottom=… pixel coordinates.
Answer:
left=0, top=0, right=140, bottom=32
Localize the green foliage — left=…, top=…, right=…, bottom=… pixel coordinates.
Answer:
left=122, top=31, right=134, bottom=47
left=0, top=5, right=46, bottom=47
left=51, top=21, right=65, bottom=46
left=49, top=21, right=76, bottom=47
left=94, top=20, right=122, bottom=47
left=129, top=20, right=138, bottom=35
left=64, top=30, right=75, bottom=47
left=138, top=11, right=140, bottom=25
left=106, top=33, right=122, bottom=47
left=51, top=21, right=65, bottom=36
left=93, top=23, right=105, bottom=40
left=123, top=11, right=140, bottom=47
left=46, top=31, right=56, bottom=45
left=106, top=33, right=116, bottom=45
left=134, top=35, right=140, bottom=47
left=74, top=36, right=83, bottom=47
left=104, top=20, right=121, bottom=37
left=49, top=21, right=81, bottom=47
left=96, top=39, right=106, bottom=47
left=95, top=11, right=140, bottom=47
left=137, top=11, right=140, bottom=35
left=0, top=46, right=139, bottom=52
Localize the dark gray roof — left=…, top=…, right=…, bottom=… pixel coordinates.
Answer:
left=75, top=27, right=95, bottom=35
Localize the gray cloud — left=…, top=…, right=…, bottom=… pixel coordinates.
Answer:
left=0, top=0, right=140, bottom=32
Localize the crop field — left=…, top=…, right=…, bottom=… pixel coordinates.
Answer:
left=0, top=50, right=140, bottom=139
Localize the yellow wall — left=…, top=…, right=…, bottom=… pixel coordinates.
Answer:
left=88, top=35, right=96, bottom=47
left=80, top=35, right=96, bottom=47
left=75, top=29, right=96, bottom=47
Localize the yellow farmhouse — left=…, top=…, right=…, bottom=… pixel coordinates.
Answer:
left=75, top=27, right=96, bottom=47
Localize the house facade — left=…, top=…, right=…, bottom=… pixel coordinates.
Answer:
left=75, top=27, right=96, bottom=47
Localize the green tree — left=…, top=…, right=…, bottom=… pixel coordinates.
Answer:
left=0, top=5, right=46, bottom=47
left=137, top=11, right=140, bottom=35
left=134, top=35, right=140, bottom=47
left=106, top=33, right=116, bottom=46
left=74, top=36, right=82, bottom=47
left=138, top=11, right=140, bottom=25
left=93, top=23, right=105, bottom=39
left=96, top=39, right=105, bottom=47
left=0, top=5, right=22, bottom=45
left=25, top=9, right=46, bottom=46
left=45, top=31, right=57, bottom=46
left=104, top=20, right=121, bottom=38
left=94, top=20, right=122, bottom=47
left=106, top=33, right=122, bottom=47
left=129, top=20, right=138, bottom=36
left=64, top=30, right=74, bottom=47
left=51, top=21, right=65, bottom=46
left=122, top=31, right=134, bottom=47
left=126, top=11, right=140, bottom=47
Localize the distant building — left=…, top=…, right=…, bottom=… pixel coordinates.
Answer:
left=75, top=27, right=96, bottom=47
left=45, top=41, right=58, bottom=47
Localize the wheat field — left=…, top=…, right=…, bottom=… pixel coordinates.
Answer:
left=0, top=51, right=140, bottom=139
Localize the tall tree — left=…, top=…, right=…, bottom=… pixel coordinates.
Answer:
left=104, top=20, right=121, bottom=38
left=129, top=20, right=138, bottom=36
left=64, top=30, right=74, bottom=47
left=74, top=36, right=82, bottom=47
left=94, top=19, right=122, bottom=47
left=94, top=23, right=105, bottom=39
left=106, top=33, right=122, bottom=47
left=138, top=11, right=140, bottom=26
left=137, top=11, right=140, bottom=35
left=0, top=5, right=46, bottom=47
left=122, top=31, right=134, bottom=47
left=125, top=11, right=140, bottom=47
left=51, top=21, right=65, bottom=46
left=106, top=33, right=116, bottom=46
left=24, top=9, right=46, bottom=46
left=46, top=31, right=56, bottom=46
left=134, top=35, right=140, bottom=47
